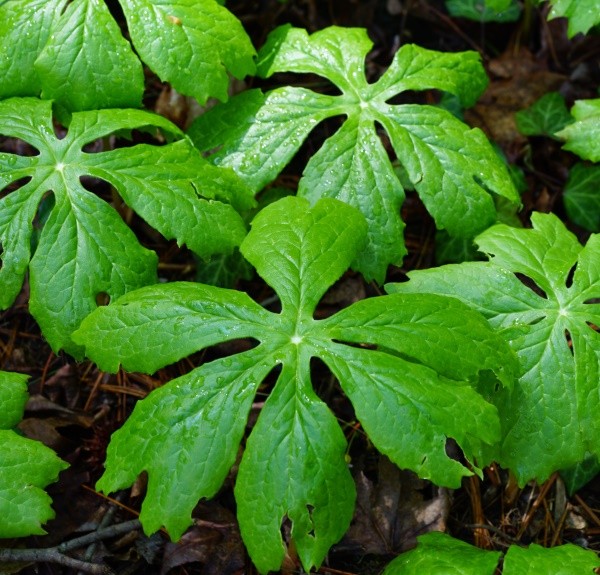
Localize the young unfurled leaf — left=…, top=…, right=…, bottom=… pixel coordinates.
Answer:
left=546, top=0, right=600, bottom=37
left=515, top=92, right=573, bottom=138
left=0, top=0, right=255, bottom=111
left=563, top=163, right=600, bottom=232
left=0, top=97, right=250, bottom=357
left=73, top=196, right=516, bottom=573
left=189, top=26, right=519, bottom=282
left=382, top=531, right=600, bottom=574
left=387, top=213, right=600, bottom=484
left=556, top=99, right=600, bottom=162
left=0, top=371, right=68, bottom=538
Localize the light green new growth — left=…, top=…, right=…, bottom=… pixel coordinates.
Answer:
left=0, top=371, right=68, bottom=538
left=0, top=0, right=256, bottom=110
left=546, top=0, right=600, bottom=37
left=556, top=99, right=600, bottom=162
left=189, top=25, right=519, bottom=282
left=73, top=196, right=516, bottom=574
left=382, top=531, right=600, bottom=574
left=0, top=97, right=251, bottom=356
left=387, top=213, right=600, bottom=485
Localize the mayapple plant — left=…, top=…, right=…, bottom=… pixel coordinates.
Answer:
left=189, top=25, right=520, bottom=282
left=0, top=0, right=256, bottom=111
left=73, top=196, right=517, bottom=573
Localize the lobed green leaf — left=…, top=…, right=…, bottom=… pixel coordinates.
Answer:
left=387, top=212, right=600, bottom=484
left=382, top=531, right=600, bottom=574
left=190, top=26, right=519, bottom=282
left=546, top=0, right=600, bottom=37
left=76, top=197, right=515, bottom=573
left=35, top=0, right=144, bottom=111
left=120, top=0, right=256, bottom=104
left=0, top=371, right=68, bottom=538
left=0, top=97, right=248, bottom=356
left=556, top=98, right=600, bottom=162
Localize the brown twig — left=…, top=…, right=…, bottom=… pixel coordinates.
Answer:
left=0, top=519, right=142, bottom=574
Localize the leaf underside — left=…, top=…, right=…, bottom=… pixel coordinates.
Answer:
left=74, top=196, right=516, bottom=573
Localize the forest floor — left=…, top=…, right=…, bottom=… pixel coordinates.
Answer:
left=1, top=1, right=600, bottom=574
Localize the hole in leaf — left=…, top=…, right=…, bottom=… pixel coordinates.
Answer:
left=564, top=329, right=574, bottom=355
left=79, top=175, right=112, bottom=198
left=0, top=136, right=40, bottom=156
left=1, top=175, right=32, bottom=199
left=514, top=272, right=548, bottom=299
left=586, top=322, right=598, bottom=334
left=306, top=504, right=316, bottom=538
left=280, top=514, right=292, bottom=542
left=527, top=315, right=545, bottom=326
left=95, top=292, right=110, bottom=306
left=584, top=298, right=600, bottom=305
left=445, top=438, right=467, bottom=467
left=565, top=263, right=577, bottom=288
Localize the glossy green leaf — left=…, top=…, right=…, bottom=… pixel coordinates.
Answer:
left=189, top=25, right=519, bottom=282
left=387, top=212, right=600, bottom=484
left=382, top=532, right=500, bottom=574
left=556, top=99, right=600, bottom=162
left=120, top=0, right=256, bottom=104
left=35, top=0, right=144, bottom=111
left=503, top=542, right=600, bottom=574
left=563, top=163, right=600, bottom=232
left=74, top=196, right=515, bottom=573
left=0, top=0, right=68, bottom=99
left=446, top=0, right=521, bottom=23
left=382, top=531, right=600, bottom=575
left=515, top=92, right=573, bottom=138
left=0, top=371, right=68, bottom=537
left=0, top=97, right=248, bottom=357
left=546, top=0, right=600, bottom=37
left=0, top=0, right=255, bottom=111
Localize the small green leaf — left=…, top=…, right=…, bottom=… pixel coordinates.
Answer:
left=0, top=371, right=68, bottom=538
left=0, top=371, right=29, bottom=430
left=120, top=0, right=256, bottom=104
left=387, top=213, right=600, bottom=484
left=446, top=0, right=521, bottom=23
left=516, top=92, right=573, bottom=138
left=190, top=26, right=519, bottom=282
left=74, top=196, right=514, bottom=573
left=503, top=542, right=600, bottom=574
left=0, top=0, right=68, bottom=98
left=382, top=532, right=500, bottom=574
left=556, top=98, right=600, bottom=161
left=382, top=531, right=600, bottom=575
left=563, top=163, right=600, bottom=232
left=546, top=0, right=600, bottom=37
left=35, top=0, right=144, bottom=111
left=0, top=97, right=248, bottom=356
